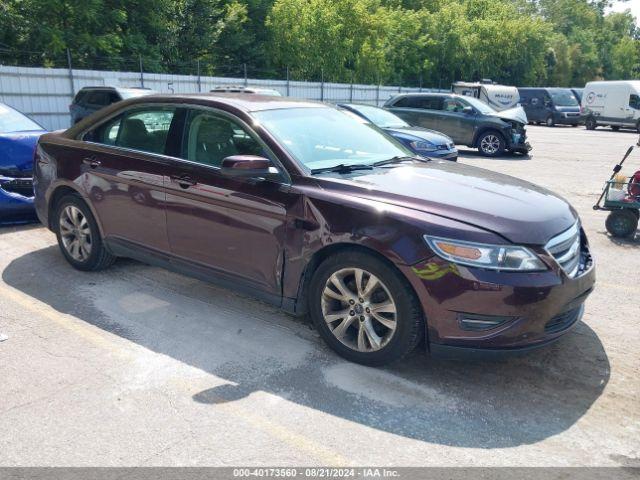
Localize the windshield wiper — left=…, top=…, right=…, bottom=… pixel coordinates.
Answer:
left=373, top=155, right=429, bottom=167
left=310, top=163, right=374, bottom=174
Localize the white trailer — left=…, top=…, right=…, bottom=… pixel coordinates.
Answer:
left=452, top=81, right=520, bottom=111
left=582, top=80, right=640, bottom=131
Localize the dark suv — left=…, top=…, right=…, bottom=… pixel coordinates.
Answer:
left=34, top=94, right=593, bottom=366
left=384, top=93, right=531, bottom=157
left=70, top=86, right=156, bottom=125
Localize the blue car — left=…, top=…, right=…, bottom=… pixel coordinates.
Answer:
left=337, top=103, right=458, bottom=161
left=0, top=103, right=47, bottom=225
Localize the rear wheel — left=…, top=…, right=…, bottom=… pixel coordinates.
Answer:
left=585, top=117, right=597, bottom=130
left=605, top=210, right=638, bottom=238
left=477, top=131, right=505, bottom=157
left=54, top=194, right=116, bottom=271
left=308, top=251, right=423, bottom=366
left=636, top=120, right=640, bottom=134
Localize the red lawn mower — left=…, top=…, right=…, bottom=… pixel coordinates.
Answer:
left=593, top=136, right=640, bottom=238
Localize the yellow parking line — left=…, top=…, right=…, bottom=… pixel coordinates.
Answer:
left=218, top=397, right=351, bottom=466
left=0, top=281, right=350, bottom=465
left=0, top=282, right=130, bottom=357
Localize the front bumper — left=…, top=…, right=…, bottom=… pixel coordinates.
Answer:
left=0, top=176, right=37, bottom=225
left=506, top=129, right=531, bottom=154
left=556, top=113, right=583, bottom=125
left=401, top=240, right=595, bottom=355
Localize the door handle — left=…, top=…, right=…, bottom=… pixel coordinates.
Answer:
left=170, top=175, right=197, bottom=189
left=82, top=157, right=101, bottom=168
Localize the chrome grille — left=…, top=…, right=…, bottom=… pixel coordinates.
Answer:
left=545, top=222, right=581, bottom=278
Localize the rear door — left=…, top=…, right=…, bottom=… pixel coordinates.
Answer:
left=164, top=107, right=297, bottom=297
left=82, top=105, right=179, bottom=252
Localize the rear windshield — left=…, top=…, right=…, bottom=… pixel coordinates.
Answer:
left=0, top=104, right=43, bottom=133
left=550, top=89, right=579, bottom=107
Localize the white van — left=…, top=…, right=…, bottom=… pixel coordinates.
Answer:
left=452, top=81, right=520, bottom=111
left=582, top=80, right=640, bottom=131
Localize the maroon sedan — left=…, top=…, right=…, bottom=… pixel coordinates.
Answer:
left=33, top=94, right=595, bottom=366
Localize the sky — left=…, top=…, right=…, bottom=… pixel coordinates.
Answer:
left=607, top=0, right=640, bottom=25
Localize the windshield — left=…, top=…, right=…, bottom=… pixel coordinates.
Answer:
left=460, top=96, right=496, bottom=114
left=0, top=104, right=43, bottom=133
left=549, top=89, right=578, bottom=107
left=346, top=104, right=408, bottom=128
left=253, top=107, right=413, bottom=170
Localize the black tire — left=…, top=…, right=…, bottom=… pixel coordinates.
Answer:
left=477, top=130, right=506, bottom=157
left=611, top=125, right=620, bottom=131
left=545, top=115, right=555, bottom=127
left=585, top=117, right=597, bottom=130
left=605, top=210, right=638, bottom=238
left=54, top=193, right=116, bottom=271
left=308, top=250, right=424, bottom=366
left=636, top=120, right=640, bottom=134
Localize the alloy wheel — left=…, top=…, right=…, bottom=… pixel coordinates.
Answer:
left=59, top=205, right=92, bottom=261
left=480, top=135, right=501, bottom=155
left=321, top=268, right=397, bottom=352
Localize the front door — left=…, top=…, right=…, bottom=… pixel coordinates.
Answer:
left=440, top=97, right=473, bottom=144
left=81, top=105, right=179, bottom=252
left=164, top=108, right=296, bottom=296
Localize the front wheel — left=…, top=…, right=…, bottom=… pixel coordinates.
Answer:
left=545, top=115, right=555, bottom=127
left=54, top=194, right=116, bottom=271
left=611, top=125, right=620, bottom=131
left=308, top=251, right=424, bottom=366
left=585, top=117, right=597, bottom=130
left=605, top=210, right=638, bottom=238
left=477, top=131, right=505, bottom=157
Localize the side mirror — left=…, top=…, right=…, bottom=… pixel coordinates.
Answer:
left=462, top=106, right=474, bottom=115
left=220, top=155, right=277, bottom=178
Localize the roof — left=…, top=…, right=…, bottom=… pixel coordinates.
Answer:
left=78, top=86, right=154, bottom=92
left=130, top=92, right=326, bottom=112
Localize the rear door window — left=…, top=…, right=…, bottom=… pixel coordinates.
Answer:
left=393, top=96, right=443, bottom=110
left=85, top=107, right=177, bottom=155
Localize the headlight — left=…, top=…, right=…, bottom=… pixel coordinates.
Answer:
left=424, top=235, right=547, bottom=271
left=410, top=140, right=438, bottom=152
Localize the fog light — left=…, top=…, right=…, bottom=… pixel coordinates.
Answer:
left=457, top=313, right=517, bottom=331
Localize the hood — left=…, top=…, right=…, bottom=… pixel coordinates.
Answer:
left=317, top=162, right=577, bottom=245
left=384, top=126, right=453, bottom=146
left=488, top=106, right=528, bottom=125
left=0, top=131, right=44, bottom=176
